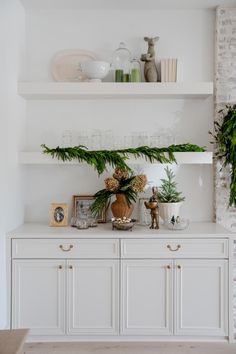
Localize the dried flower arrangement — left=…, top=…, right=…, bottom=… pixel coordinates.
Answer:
left=91, top=168, right=147, bottom=217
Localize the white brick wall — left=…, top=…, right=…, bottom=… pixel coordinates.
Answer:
left=215, top=7, right=236, bottom=232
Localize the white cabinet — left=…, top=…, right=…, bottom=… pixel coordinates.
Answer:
left=67, top=260, right=119, bottom=335
left=121, top=259, right=173, bottom=335
left=175, top=259, right=228, bottom=336
left=9, top=229, right=230, bottom=340
left=121, top=259, right=228, bottom=337
left=12, top=259, right=66, bottom=335
left=12, top=255, right=119, bottom=336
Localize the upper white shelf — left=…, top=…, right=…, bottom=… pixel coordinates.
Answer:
left=20, top=0, right=236, bottom=10
left=19, top=152, right=213, bottom=165
left=17, top=82, right=213, bottom=100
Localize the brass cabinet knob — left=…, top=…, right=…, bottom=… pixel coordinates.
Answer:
left=59, top=244, right=73, bottom=252
left=166, top=265, right=171, bottom=269
left=167, top=244, right=181, bottom=252
left=58, top=265, right=62, bottom=269
left=69, top=265, right=73, bottom=269
left=177, top=265, right=181, bottom=269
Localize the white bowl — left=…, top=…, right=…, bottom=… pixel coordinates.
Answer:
left=80, top=61, right=110, bottom=81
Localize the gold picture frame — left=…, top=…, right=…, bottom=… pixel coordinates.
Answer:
left=50, top=203, right=68, bottom=227
left=73, top=195, right=106, bottom=223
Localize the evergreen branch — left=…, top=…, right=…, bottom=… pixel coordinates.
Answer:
left=210, top=104, right=236, bottom=207
left=41, top=143, right=206, bottom=175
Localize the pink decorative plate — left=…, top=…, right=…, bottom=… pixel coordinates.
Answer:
left=51, top=49, right=97, bottom=82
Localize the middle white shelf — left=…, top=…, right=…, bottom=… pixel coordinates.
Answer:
left=19, top=152, right=213, bottom=165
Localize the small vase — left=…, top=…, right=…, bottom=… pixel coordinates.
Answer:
left=159, top=202, right=183, bottom=224
left=111, top=194, right=134, bottom=219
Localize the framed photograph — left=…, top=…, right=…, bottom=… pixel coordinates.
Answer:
left=73, top=195, right=106, bottom=223
left=50, top=203, right=68, bottom=227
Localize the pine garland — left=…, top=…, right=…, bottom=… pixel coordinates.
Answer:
left=209, top=104, right=236, bottom=207
left=41, top=143, right=206, bottom=175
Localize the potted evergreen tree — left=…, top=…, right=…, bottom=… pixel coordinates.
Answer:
left=158, top=167, right=185, bottom=223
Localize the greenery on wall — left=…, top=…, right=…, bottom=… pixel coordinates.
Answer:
left=210, top=104, right=236, bottom=207
left=41, top=143, right=205, bottom=175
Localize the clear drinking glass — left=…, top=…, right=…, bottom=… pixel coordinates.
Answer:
left=61, top=130, right=73, bottom=147
left=102, top=130, right=114, bottom=150
left=123, top=135, right=132, bottom=149
left=91, top=130, right=102, bottom=150
left=131, top=132, right=139, bottom=148
left=150, top=134, right=160, bottom=148
left=138, top=132, right=149, bottom=146
left=77, top=131, right=89, bottom=148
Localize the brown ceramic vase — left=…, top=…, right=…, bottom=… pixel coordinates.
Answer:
left=111, top=193, right=134, bottom=218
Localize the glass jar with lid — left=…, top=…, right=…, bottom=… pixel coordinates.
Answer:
left=131, top=58, right=141, bottom=82
left=112, top=42, right=131, bottom=82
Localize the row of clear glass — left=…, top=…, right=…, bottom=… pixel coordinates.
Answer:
left=61, top=129, right=183, bottom=150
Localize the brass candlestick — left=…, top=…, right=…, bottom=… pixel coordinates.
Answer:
left=145, top=187, right=159, bottom=229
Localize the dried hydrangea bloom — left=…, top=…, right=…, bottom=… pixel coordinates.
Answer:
left=105, top=177, right=119, bottom=191
left=131, top=174, right=147, bottom=193
left=113, top=168, right=129, bottom=181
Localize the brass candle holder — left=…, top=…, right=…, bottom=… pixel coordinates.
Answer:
left=145, top=187, right=159, bottom=230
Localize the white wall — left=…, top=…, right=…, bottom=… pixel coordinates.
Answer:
left=0, top=0, right=26, bottom=328
left=23, top=8, right=214, bottom=223
left=0, top=4, right=215, bottom=327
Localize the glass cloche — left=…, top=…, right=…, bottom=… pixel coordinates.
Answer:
left=112, top=42, right=131, bottom=82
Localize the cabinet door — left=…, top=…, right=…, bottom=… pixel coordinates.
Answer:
left=67, top=260, right=119, bottom=335
left=12, top=259, right=66, bottom=335
left=121, top=259, right=173, bottom=335
left=175, top=259, right=228, bottom=336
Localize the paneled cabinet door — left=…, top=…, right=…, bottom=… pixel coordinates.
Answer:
left=12, top=259, right=66, bottom=335
left=175, top=259, right=228, bottom=336
left=121, top=259, right=173, bottom=335
left=67, top=260, right=119, bottom=335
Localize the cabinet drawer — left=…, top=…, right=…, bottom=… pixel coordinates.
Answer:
left=121, top=239, right=228, bottom=259
left=12, top=239, right=119, bottom=259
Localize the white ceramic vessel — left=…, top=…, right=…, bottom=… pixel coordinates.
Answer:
left=159, top=201, right=183, bottom=223
left=80, top=61, right=110, bottom=81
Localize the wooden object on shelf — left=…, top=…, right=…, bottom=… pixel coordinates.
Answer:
left=0, top=329, right=29, bottom=354
left=50, top=203, right=68, bottom=227
left=111, top=193, right=134, bottom=219
left=17, top=82, right=213, bottom=100
left=144, top=187, right=159, bottom=229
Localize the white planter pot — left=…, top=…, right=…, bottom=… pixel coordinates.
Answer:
left=159, top=202, right=183, bottom=223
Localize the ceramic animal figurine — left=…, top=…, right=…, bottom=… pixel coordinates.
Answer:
left=141, top=37, right=159, bottom=82
left=145, top=186, right=159, bottom=229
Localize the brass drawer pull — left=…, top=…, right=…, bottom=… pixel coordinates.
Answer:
left=177, top=265, right=181, bottom=269
left=59, top=244, right=73, bottom=252
left=69, top=265, right=73, bottom=269
left=166, top=265, right=171, bottom=269
left=58, top=265, right=62, bottom=269
left=167, top=244, right=181, bottom=252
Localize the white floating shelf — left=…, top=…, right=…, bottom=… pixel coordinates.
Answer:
left=20, top=0, right=236, bottom=11
left=18, top=82, right=213, bottom=100
left=19, top=152, right=213, bottom=165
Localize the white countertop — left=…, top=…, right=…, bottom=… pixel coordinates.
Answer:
left=7, top=222, right=235, bottom=239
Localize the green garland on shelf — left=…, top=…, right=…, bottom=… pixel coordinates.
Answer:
left=41, top=143, right=205, bottom=175
left=209, top=104, right=236, bottom=207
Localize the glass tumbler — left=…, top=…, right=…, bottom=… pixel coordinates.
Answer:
left=61, top=130, right=73, bottom=147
